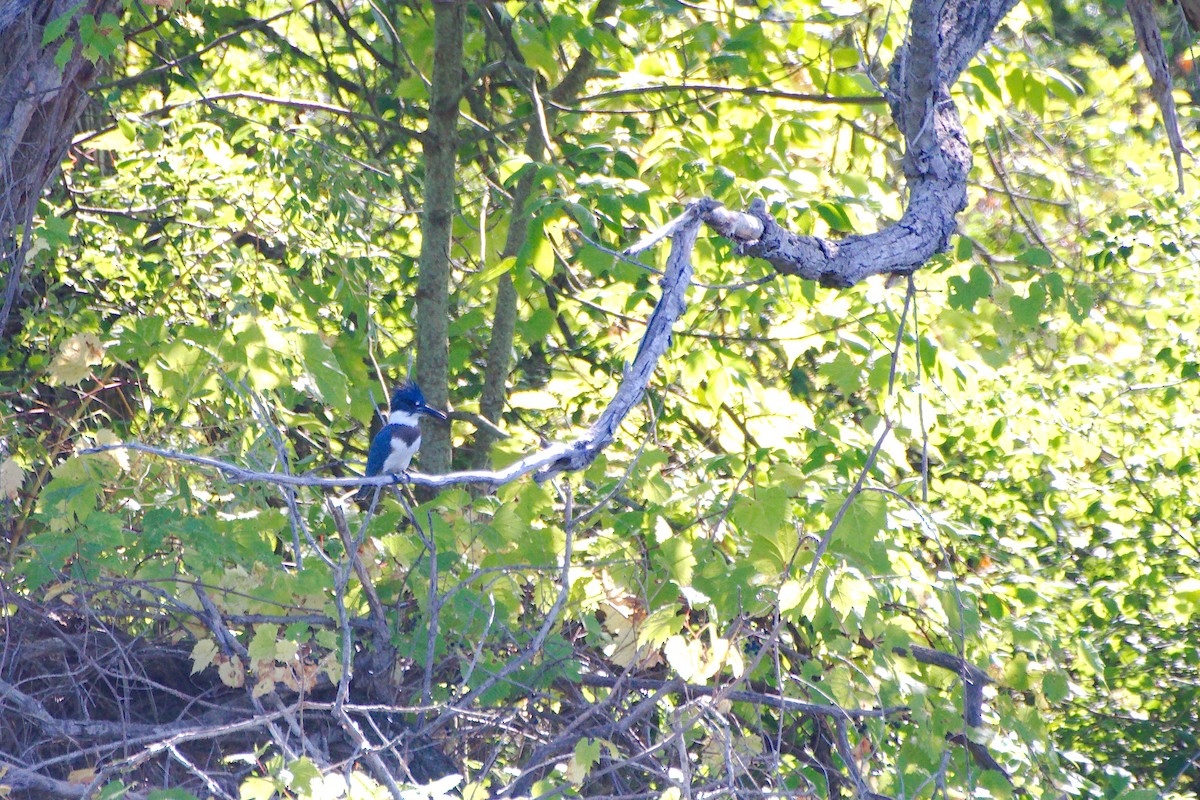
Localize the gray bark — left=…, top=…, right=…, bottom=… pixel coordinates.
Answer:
left=414, top=0, right=466, bottom=474
left=1126, top=0, right=1187, bottom=191
left=0, top=0, right=122, bottom=338
left=706, top=0, right=1020, bottom=288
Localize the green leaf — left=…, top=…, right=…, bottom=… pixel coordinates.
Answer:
left=1068, top=284, right=1095, bottom=322
left=488, top=503, right=526, bottom=547
left=731, top=484, right=790, bottom=538
left=87, top=128, right=140, bottom=153
left=39, top=462, right=101, bottom=522
left=1043, top=67, right=1082, bottom=101
left=297, top=333, right=350, bottom=414
left=247, top=624, right=279, bottom=662
left=54, top=39, right=74, bottom=69
left=1043, top=671, right=1069, bottom=703
left=829, top=572, right=873, bottom=621
left=476, top=256, right=516, bottom=285
left=661, top=535, right=695, bottom=585
left=638, top=606, right=683, bottom=648
left=948, top=265, right=993, bottom=311
left=283, top=757, right=321, bottom=793
left=1025, top=75, right=1046, bottom=115
left=955, top=235, right=974, bottom=261
left=117, top=118, right=136, bottom=142
left=1004, top=68, right=1025, bottom=103
left=1017, top=248, right=1053, bottom=267
left=97, top=782, right=130, bottom=800
left=146, top=339, right=216, bottom=404
left=97, top=13, right=122, bottom=58
left=229, top=123, right=257, bottom=146
left=1041, top=271, right=1065, bottom=301
left=1118, top=791, right=1160, bottom=800
left=231, top=322, right=284, bottom=391
left=39, top=216, right=73, bottom=250
left=967, top=65, right=1003, bottom=99
left=822, top=491, right=887, bottom=556
left=239, top=777, right=276, bottom=800
left=566, top=737, right=603, bottom=784
left=148, top=790, right=201, bottom=800
left=1004, top=652, right=1032, bottom=691
left=42, top=11, right=74, bottom=45
left=979, top=770, right=1015, bottom=800
left=778, top=579, right=803, bottom=613
left=819, top=351, right=862, bottom=395
left=814, top=202, right=853, bottom=233
left=579, top=245, right=615, bottom=276
left=1009, top=281, right=1046, bottom=328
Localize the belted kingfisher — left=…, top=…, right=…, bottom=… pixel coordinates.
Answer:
left=356, top=380, right=447, bottom=501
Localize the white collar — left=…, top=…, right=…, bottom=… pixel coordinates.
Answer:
left=389, top=409, right=420, bottom=426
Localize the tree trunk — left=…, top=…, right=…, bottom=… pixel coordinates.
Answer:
left=414, top=0, right=465, bottom=475
left=467, top=0, right=618, bottom=470
left=0, top=0, right=121, bottom=338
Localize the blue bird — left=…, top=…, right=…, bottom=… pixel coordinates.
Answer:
left=356, top=380, right=447, bottom=501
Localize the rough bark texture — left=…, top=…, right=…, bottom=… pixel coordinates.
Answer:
left=414, top=0, right=466, bottom=474
left=467, top=0, right=618, bottom=470
left=1126, top=0, right=1188, bottom=192
left=0, top=0, right=122, bottom=338
left=707, top=0, right=1020, bottom=287
left=536, top=203, right=708, bottom=481
left=1180, top=0, right=1200, bottom=29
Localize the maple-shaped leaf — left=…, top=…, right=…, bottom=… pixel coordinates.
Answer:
left=49, top=332, right=105, bottom=385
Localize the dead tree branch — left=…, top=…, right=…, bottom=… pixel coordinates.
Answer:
left=698, top=0, right=1019, bottom=287
left=578, top=674, right=908, bottom=720
left=893, top=645, right=992, bottom=727
left=1126, top=0, right=1189, bottom=191
left=82, top=200, right=712, bottom=490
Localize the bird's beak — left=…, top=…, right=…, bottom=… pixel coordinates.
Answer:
left=420, top=404, right=448, bottom=421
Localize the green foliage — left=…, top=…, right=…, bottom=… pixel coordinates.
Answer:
left=2, top=0, right=1198, bottom=797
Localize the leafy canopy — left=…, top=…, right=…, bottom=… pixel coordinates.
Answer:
left=2, top=0, right=1198, bottom=798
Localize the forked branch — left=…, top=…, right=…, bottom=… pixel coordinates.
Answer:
left=698, top=0, right=1020, bottom=287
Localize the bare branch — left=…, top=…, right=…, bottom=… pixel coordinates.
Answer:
left=893, top=644, right=991, bottom=727
left=82, top=200, right=711, bottom=490
left=577, top=674, right=908, bottom=720
left=946, top=733, right=1012, bottom=779
left=535, top=201, right=710, bottom=479
left=0, top=757, right=119, bottom=799
left=559, top=82, right=885, bottom=110
left=1126, top=0, right=1189, bottom=191
left=834, top=717, right=873, bottom=799
left=700, top=0, right=1020, bottom=287
left=329, top=501, right=391, bottom=646
left=419, top=479, right=577, bottom=737
left=80, top=439, right=575, bottom=490
left=807, top=420, right=893, bottom=580
left=71, top=90, right=420, bottom=146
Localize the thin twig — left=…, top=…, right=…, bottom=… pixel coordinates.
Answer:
left=834, top=717, right=871, bottom=798
left=420, top=479, right=577, bottom=738
left=577, top=675, right=907, bottom=719
left=329, top=500, right=390, bottom=645
left=413, top=502, right=440, bottom=723
left=806, top=419, right=894, bottom=580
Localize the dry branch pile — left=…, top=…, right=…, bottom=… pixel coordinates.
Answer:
left=1, top=573, right=945, bottom=799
